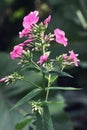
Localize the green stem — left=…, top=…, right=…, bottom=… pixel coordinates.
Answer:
left=45, top=74, right=51, bottom=101
left=42, top=44, right=45, bottom=55
left=42, top=72, right=45, bottom=88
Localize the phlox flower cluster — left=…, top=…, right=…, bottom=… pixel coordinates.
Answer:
left=10, top=10, right=69, bottom=61
left=0, top=10, right=79, bottom=83
left=54, top=28, right=68, bottom=47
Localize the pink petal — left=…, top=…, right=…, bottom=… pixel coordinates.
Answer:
left=23, top=10, right=39, bottom=28
left=54, top=28, right=68, bottom=47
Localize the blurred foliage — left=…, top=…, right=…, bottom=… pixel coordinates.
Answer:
left=0, top=0, right=87, bottom=130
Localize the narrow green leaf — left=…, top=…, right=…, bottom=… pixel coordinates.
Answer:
left=36, top=104, right=54, bottom=130
left=79, top=61, right=87, bottom=68
left=45, top=87, right=81, bottom=90
left=45, top=101, right=64, bottom=105
left=15, top=118, right=32, bottom=130
left=48, top=71, right=73, bottom=78
left=25, top=66, right=40, bottom=72
left=57, top=71, right=73, bottom=77
left=11, top=88, right=42, bottom=110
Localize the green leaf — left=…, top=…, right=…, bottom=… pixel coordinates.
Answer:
left=0, top=52, right=18, bottom=77
left=0, top=96, right=25, bottom=130
left=53, top=110, right=74, bottom=130
left=36, top=104, right=54, bottom=130
left=48, top=94, right=66, bottom=115
left=15, top=118, right=33, bottom=130
left=11, top=88, right=42, bottom=110
left=57, top=71, right=73, bottom=77
left=45, top=101, right=64, bottom=105
left=22, top=65, right=40, bottom=72
left=48, top=94, right=73, bottom=130
left=48, top=71, right=73, bottom=78
left=45, top=86, right=81, bottom=91
left=79, top=61, right=87, bottom=68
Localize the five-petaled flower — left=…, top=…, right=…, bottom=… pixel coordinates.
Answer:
left=54, top=28, right=68, bottom=47
left=69, top=50, right=79, bottom=66
left=19, top=10, right=39, bottom=38
left=10, top=45, right=23, bottom=59
left=23, top=10, right=39, bottom=28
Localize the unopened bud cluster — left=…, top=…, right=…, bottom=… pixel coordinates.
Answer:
left=0, top=72, right=24, bottom=85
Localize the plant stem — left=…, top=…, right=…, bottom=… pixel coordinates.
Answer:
left=45, top=74, right=51, bottom=101
left=42, top=44, right=45, bottom=55
left=42, top=72, right=45, bottom=88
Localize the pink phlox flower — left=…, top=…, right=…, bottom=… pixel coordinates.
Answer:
left=10, top=45, right=23, bottom=59
left=63, top=50, right=79, bottom=66
left=54, top=28, right=68, bottom=47
left=69, top=50, right=79, bottom=66
left=37, top=54, right=48, bottom=65
left=23, top=10, right=39, bottom=28
left=44, top=15, right=51, bottom=27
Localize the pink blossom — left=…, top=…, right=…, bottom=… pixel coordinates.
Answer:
left=69, top=50, right=79, bottom=66
left=10, top=45, right=23, bottom=59
left=37, top=54, right=48, bottom=65
left=63, top=50, right=79, bottom=66
left=44, top=15, right=51, bottom=27
left=54, top=28, right=68, bottom=47
left=23, top=11, right=39, bottom=28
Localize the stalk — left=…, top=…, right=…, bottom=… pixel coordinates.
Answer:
left=45, top=74, right=51, bottom=101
